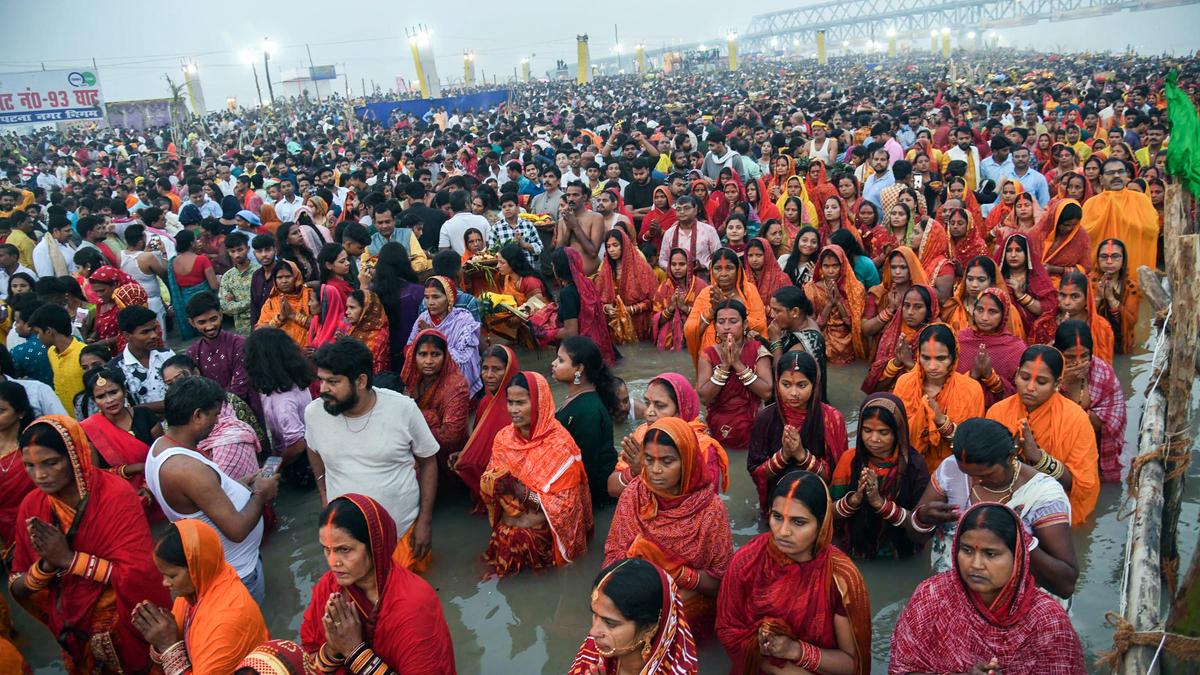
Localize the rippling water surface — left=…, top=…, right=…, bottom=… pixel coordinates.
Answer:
left=13, top=330, right=1200, bottom=674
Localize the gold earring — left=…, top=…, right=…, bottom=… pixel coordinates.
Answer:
left=641, top=636, right=653, bottom=661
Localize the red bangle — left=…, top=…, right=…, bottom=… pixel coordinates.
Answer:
left=796, top=641, right=822, bottom=671
left=676, top=566, right=700, bottom=591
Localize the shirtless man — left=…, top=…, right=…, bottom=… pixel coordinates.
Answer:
left=596, top=190, right=633, bottom=238
left=555, top=181, right=605, bottom=275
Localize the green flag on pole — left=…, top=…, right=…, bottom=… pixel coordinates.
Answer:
left=1165, top=70, right=1200, bottom=199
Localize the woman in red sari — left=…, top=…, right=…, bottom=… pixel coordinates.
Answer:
left=652, top=248, right=707, bottom=351
left=817, top=195, right=862, bottom=248
left=0, top=382, right=35, bottom=565
left=308, top=284, right=348, bottom=349
left=862, top=284, right=938, bottom=393
left=994, top=232, right=1057, bottom=336
left=301, top=494, right=456, bottom=674
left=746, top=178, right=781, bottom=226
left=1030, top=270, right=1115, bottom=361
left=1039, top=199, right=1092, bottom=285
left=343, top=289, right=391, bottom=374
left=568, top=558, right=699, bottom=675
left=89, top=265, right=148, bottom=353
left=981, top=177, right=1023, bottom=236
left=765, top=154, right=796, bottom=203
left=79, top=367, right=162, bottom=512
left=889, top=503, right=1084, bottom=675
left=913, top=216, right=956, bottom=304
left=401, top=330, right=470, bottom=491
left=481, top=371, right=593, bottom=577
left=452, top=345, right=518, bottom=505
left=547, top=247, right=617, bottom=364
left=956, top=287, right=1028, bottom=407
left=9, top=415, right=169, bottom=674
left=716, top=469, right=872, bottom=675
left=639, top=185, right=676, bottom=252
left=596, top=229, right=658, bottom=342
left=804, top=161, right=839, bottom=214
left=743, top=237, right=791, bottom=304
left=944, top=207, right=988, bottom=277
left=748, top=351, right=848, bottom=513
left=604, top=418, right=733, bottom=639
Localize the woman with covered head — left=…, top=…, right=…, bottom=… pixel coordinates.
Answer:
left=1029, top=269, right=1115, bottom=362
left=955, top=287, right=1029, bottom=407
left=892, top=323, right=985, bottom=471
left=1054, top=320, right=1127, bottom=483
left=942, top=255, right=1026, bottom=339
left=890, top=503, right=1085, bottom=675
left=861, top=284, right=938, bottom=394
left=131, top=520, right=267, bottom=674
left=830, top=393, right=930, bottom=560
left=301, top=494, right=456, bottom=674
left=453, top=345, right=519, bottom=505
left=480, top=371, right=593, bottom=577
left=863, top=246, right=928, bottom=343
left=568, top=558, right=699, bottom=675
left=748, top=351, right=848, bottom=514
left=401, top=329, right=470, bottom=492
left=409, top=275, right=481, bottom=395
left=987, top=345, right=1099, bottom=525
left=603, top=417, right=734, bottom=639
left=256, top=259, right=314, bottom=348
left=1091, top=237, right=1141, bottom=354
left=804, top=244, right=867, bottom=365
left=8, top=415, right=169, bottom=673
left=88, top=264, right=148, bottom=352
left=609, top=372, right=729, bottom=499
left=994, top=232, right=1057, bottom=336
left=684, top=247, right=768, bottom=372
left=743, top=237, right=792, bottom=305
left=716, top=470, right=872, bottom=675
left=1038, top=198, right=1091, bottom=285
left=596, top=228, right=658, bottom=343
left=651, top=247, right=707, bottom=352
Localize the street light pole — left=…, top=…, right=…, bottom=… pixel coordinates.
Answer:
left=263, top=38, right=276, bottom=106
left=250, top=63, right=264, bottom=108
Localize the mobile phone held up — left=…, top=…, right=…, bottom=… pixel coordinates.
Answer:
left=261, top=456, right=282, bottom=478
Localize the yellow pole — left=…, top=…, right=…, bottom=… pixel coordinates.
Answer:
left=410, top=40, right=429, bottom=98
left=941, top=31, right=951, bottom=59
left=930, top=32, right=938, bottom=53
left=635, top=45, right=645, bottom=74
left=727, top=35, right=738, bottom=72
left=463, top=53, right=474, bottom=87
left=521, top=59, right=530, bottom=83
left=888, top=35, right=897, bottom=57
left=577, top=35, right=590, bottom=84
left=817, top=31, right=827, bottom=65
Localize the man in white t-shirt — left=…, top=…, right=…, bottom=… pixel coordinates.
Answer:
left=306, top=337, right=439, bottom=567
left=437, top=190, right=490, bottom=255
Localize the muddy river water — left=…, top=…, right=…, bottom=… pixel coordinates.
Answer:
left=12, top=339, right=1199, bottom=673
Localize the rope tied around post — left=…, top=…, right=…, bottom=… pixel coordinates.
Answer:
left=1118, top=434, right=1192, bottom=520
left=1097, top=611, right=1200, bottom=671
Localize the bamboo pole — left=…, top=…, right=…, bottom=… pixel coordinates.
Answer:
left=1160, top=183, right=1198, bottom=574
left=1122, top=383, right=1167, bottom=675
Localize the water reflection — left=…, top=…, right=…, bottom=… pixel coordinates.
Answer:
left=9, top=341, right=1199, bottom=674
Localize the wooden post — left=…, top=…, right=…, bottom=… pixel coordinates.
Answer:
left=1159, top=183, right=1198, bottom=574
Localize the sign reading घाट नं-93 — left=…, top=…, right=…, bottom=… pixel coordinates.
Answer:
left=0, top=68, right=106, bottom=125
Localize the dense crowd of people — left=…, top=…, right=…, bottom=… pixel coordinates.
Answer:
left=0, top=46, right=1195, bottom=674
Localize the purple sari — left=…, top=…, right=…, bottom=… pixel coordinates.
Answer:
left=407, top=307, right=482, bottom=396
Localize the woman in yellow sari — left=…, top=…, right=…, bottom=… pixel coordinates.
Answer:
left=131, top=520, right=267, bottom=674
left=774, top=176, right=819, bottom=241
left=805, top=245, right=867, bottom=365
left=683, top=248, right=767, bottom=372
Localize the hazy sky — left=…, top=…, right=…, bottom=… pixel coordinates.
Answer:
left=2, top=1, right=1197, bottom=111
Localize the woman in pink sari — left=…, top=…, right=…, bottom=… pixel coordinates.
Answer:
left=652, top=248, right=707, bottom=351
left=547, top=246, right=618, bottom=364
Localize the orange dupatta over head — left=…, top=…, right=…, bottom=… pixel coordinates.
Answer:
left=172, top=519, right=268, bottom=673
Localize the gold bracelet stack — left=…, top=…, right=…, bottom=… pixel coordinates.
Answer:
left=709, top=366, right=730, bottom=388
left=1034, top=452, right=1064, bottom=479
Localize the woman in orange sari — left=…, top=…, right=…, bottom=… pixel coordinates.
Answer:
left=914, top=216, right=956, bottom=305
left=9, top=415, right=169, bottom=674
left=892, top=324, right=985, bottom=471
left=862, top=284, right=938, bottom=393
left=988, top=192, right=1041, bottom=246
left=453, top=346, right=518, bottom=505
left=255, top=260, right=313, bottom=348
left=765, top=154, right=796, bottom=202
left=864, top=246, right=928, bottom=345
left=1039, top=199, right=1092, bottom=285
left=1092, top=238, right=1141, bottom=354
left=683, top=248, right=767, bottom=371
left=343, top=289, right=391, bottom=374
left=652, top=248, right=707, bottom=351
left=817, top=195, right=863, bottom=248
left=805, top=245, right=867, bottom=364
left=481, top=371, right=593, bottom=577
left=981, top=177, right=1023, bottom=235
left=604, top=417, right=733, bottom=639
left=131, top=520, right=267, bottom=674
left=987, top=345, right=1100, bottom=525
left=943, top=256, right=1026, bottom=339
left=716, top=470, right=872, bottom=675
left=1030, top=270, right=1115, bottom=362
left=804, top=161, right=839, bottom=214
left=596, top=229, right=658, bottom=342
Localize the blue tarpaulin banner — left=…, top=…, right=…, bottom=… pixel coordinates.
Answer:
left=354, top=89, right=510, bottom=122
